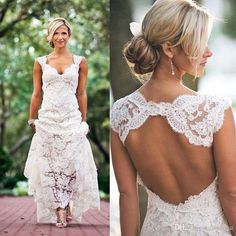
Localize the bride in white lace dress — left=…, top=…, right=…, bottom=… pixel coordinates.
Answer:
left=24, top=18, right=100, bottom=227
left=111, top=1, right=236, bottom=235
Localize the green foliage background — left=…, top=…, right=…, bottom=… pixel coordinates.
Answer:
left=0, top=0, right=109, bottom=194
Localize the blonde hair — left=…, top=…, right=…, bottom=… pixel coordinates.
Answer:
left=124, top=0, right=213, bottom=75
left=47, top=17, right=72, bottom=48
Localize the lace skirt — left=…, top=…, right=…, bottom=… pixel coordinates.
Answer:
left=24, top=117, right=100, bottom=223
left=140, top=178, right=232, bottom=236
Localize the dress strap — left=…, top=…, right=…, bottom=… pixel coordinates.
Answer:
left=36, top=56, right=46, bottom=70
left=73, top=55, right=84, bottom=69
left=111, top=92, right=232, bottom=146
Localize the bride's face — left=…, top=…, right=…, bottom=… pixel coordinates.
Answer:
left=52, top=25, right=70, bottom=48
left=173, top=46, right=213, bottom=77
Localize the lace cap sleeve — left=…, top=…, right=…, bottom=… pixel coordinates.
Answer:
left=74, top=55, right=83, bottom=69
left=36, top=56, right=46, bottom=69
left=111, top=93, right=232, bottom=146
left=110, top=95, right=141, bottom=143
left=171, top=95, right=232, bottom=147
left=110, top=97, right=128, bottom=141
left=212, top=96, right=232, bottom=133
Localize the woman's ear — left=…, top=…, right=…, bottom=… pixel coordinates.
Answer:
left=161, top=41, right=174, bottom=58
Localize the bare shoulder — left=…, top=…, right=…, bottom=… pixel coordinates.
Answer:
left=81, top=56, right=87, bottom=63
left=33, top=59, right=42, bottom=72
left=34, top=59, right=41, bottom=66
left=80, top=57, right=88, bottom=68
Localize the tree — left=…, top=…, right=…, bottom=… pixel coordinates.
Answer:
left=222, top=0, right=236, bottom=38
left=110, top=0, right=140, bottom=100
left=0, top=0, right=109, bottom=193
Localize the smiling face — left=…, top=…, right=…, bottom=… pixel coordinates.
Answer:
left=51, top=25, right=70, bottom=48
left=47, top=18, right=72, bottom=48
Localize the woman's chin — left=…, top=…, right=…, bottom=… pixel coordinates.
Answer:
left=187, top=69, right=205, bottom=78
left=197, top=69, right=205, bottom=77
left=55, top=44, right=66, bottom=49
left=54, top=42, right=67, bottom=48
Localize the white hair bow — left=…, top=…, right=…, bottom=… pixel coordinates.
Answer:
left=129, top=22, right=142, bottom=36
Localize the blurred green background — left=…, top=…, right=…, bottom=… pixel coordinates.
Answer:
left=0, top=0, right=109, bottom=198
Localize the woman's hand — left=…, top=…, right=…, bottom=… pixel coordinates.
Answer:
left=28, top=119, right=36, bottom=132
left=30, top=123, right=36, bottom=133
left=80, top=121, right=89, bottom=135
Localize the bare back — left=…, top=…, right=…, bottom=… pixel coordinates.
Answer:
left=111, top=90, right=231, bottom=204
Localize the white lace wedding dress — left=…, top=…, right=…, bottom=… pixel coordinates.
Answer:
left=24, top=55, right=100, bottom=223
left=111, top=90, right=232, bottom=235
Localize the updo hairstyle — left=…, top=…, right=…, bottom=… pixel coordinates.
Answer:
left=124, top=0, right=212, bottom=75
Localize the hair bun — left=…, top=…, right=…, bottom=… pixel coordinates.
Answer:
left=124, top=35, right=160, bottom=75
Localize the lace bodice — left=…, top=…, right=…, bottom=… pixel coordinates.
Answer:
left=140, top=176, right=232, bottom=235
left=37, top=55, right=82, bottom=93
left=110, top=91, right=231, bottom=147
left=36, top=55, right=83, bottom=113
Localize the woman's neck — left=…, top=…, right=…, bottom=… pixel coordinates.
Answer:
left=52, top=47, right=70, bottom=56
left=140, top=59, right=191, bottom=99
left=151, top=58, right=184, bottom=85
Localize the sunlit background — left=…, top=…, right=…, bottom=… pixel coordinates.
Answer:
left=110, top=0, right=236, bottom=235
left=0, top=0, right=109, bottom=204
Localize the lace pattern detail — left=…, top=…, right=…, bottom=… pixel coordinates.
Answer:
left=110, top=91, right=231, bottom=147
left=140, top=177, right=231, bottom=235
left=36, top=55, right=83, bottom=95
left=36, top=55, right=82, bottom=70
left=24, top=55, right=100, bottom=223
left=111, top=91, right=232, bottom=234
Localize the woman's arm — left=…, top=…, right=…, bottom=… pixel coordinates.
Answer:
left=76, top=57, right=88, bottom=121
left=29, top=60, right=43, bottom=131
left=214, top=107, right=236, bottom=235
left=111, top=129, right=140, bottom=236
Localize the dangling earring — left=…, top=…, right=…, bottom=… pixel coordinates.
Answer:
left=170, top=58, right=175, bottom=76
